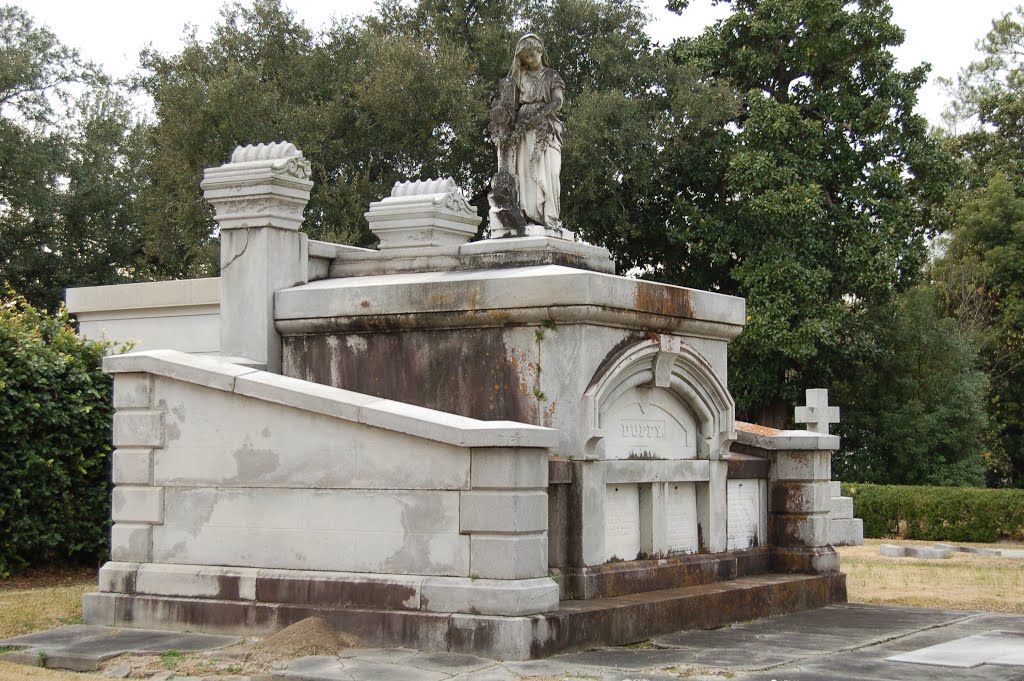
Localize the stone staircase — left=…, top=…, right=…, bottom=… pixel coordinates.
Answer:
left=829, top=480, right=864, bottom=546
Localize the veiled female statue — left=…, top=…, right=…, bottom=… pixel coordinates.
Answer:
left=488, top=34, right=565, bottom=235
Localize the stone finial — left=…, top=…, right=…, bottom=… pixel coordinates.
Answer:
left=201, top=141, right=314, bottom=231
left=365, top=177, right=479, bottom=250
left=795, top=388, right=840, bottom=435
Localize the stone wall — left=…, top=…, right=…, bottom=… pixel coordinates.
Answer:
left=66, top=278, right=221, bottom=354
left=85, top=349, right=561, bottom=628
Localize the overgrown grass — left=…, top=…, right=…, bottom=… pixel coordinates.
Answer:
left=838, top=538, right=1024, bottom=613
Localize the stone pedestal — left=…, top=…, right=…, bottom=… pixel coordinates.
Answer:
left=732, top=423, right=842, bottom=575
left=201, top=142, right=314, bottom=372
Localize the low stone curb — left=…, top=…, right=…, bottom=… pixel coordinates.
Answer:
left=880, top=543, right=1024, bottom=559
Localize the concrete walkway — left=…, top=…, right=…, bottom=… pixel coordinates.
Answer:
left=1, top=604, right=1022, bottom=680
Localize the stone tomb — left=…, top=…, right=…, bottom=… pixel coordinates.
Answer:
left=81, top=143, right=847, bottom=660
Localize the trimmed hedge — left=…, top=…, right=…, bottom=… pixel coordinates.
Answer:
left=842, top=482, right=1024, bottom=542
left=0, top=292, right=118, bottom=577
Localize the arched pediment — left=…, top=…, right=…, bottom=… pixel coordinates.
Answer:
left=582, top=336, right=735, bottom=460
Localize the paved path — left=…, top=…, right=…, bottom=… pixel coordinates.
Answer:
left=1, top=604, right=1022, bottom=680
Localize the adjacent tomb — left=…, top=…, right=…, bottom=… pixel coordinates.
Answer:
left=77, top=139, right=847, bottom=659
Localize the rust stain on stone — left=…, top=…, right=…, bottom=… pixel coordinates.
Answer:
left=634, top=282, right=695, bottom=318
left=736, top=421, right=784, bottom=437
left=282, top=329, right=536, bottom=423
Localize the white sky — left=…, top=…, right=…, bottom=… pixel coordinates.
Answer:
left=16, top=0, right=1024, bottom=126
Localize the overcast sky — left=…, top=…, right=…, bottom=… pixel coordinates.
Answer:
left=17, top=0, right=1024, bottom=126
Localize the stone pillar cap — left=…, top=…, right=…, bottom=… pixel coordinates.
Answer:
left=365, top=177, right=480, bottom=250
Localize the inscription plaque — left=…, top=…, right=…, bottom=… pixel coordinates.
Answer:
left=665, top=482, right=699, bottom=554
left=603, top=389, right=697, bottom=460
left=726, top=479, right=762, bottom=550
left=605, top=483, right=640, bottom=562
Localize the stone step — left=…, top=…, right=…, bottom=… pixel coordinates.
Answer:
left=830, top=495, right=854, bottom=520
left=829, top=480, right=842, bottom=497
left=557, top=547, right=771, bottom=600
left=90, top=572, right=847, bottom=660
left=536, top=572, right=847, bottom=657
left=831, top=518, right=864, bottom=546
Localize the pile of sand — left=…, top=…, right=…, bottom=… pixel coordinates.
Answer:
left=251, top=616, right=360, bottom=660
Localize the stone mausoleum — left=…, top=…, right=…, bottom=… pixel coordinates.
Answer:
left=70, top=142, right=849, bottom=660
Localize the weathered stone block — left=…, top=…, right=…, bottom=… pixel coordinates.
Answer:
left=830, top=517, right=864, bottom=546
left=136, top=564, right=258, bottom=601
left=420, top=576, right=559, bottom=616
left=152, top=524, right=470, bottom=577
left=256, top=569, right=423, bottom=610
left=162, top=487, right=459, bottom=534
left=829, top=495, right=854, bottom=519
left=772, top=450, right=831, bottom=482
left=110, top=523, right=152, bottom=562
left=154, top=380, right=471, bottom=490
left=112, top=410, right=165, bottom=448
left=772, top=546, right=840, bottom=574
left=448, top=613, right=535, bottom=661
left=470, top=533, right=547, bottom=579
left=112, top=448, right=153, bottom=485
left=774, top=513, right=830, bottom=547
left=905, top=546, right=952, bottom=559
left=771, top=481, right=831, bottom=514
left=112, top=486, right=164, bottom=524
left=460, top=490, right=548, bottom=533
left=98, top=562, right=139, bottom=593
left=113, top=373, right=152, bottom=409
left=470, top=447, right=548, bottom=489
left=82, top=592, right=117, bottom=625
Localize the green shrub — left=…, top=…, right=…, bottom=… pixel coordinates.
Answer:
left=843, top=482, right=1024, bottom=542
left=0, top=291, right=119, bottom=577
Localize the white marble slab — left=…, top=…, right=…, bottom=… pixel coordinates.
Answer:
left=605, top=483, right=640, bottom=562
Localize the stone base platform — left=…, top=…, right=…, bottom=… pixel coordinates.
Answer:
left=84, top=572, right=846, bottom=661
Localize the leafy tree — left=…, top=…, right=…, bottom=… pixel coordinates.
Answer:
left=621, top=0, right=956, bottom=425
left=0, top=5, right=144, bottom=310
left=941, top=6, right=1024, bottom=188
left=933, top=174, right=1024, bottom=485
left=939, top=9, right=1024, bottom=486
left=832, top=286, right=988, bottom=486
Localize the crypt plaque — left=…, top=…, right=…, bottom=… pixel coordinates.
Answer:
left=726, top=479, right=762, bottom=550
left=665, top=482, right=700, bottom=554
left=602, top=388, right=698, bottom=460
left=605, top=483, right=641, bottom=561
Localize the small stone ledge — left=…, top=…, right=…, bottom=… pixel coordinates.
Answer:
left=103, top=349, right=557, bottom=449
left=66, top=277, right=220, bottom=315
left=275, top=265, right=746, bottom=338
left=735, top=421, right=840, bottom=451
left=328, top=236, right=615, bottom=277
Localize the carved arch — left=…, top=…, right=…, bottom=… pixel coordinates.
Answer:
left=582, top=336, right=735, bottom=459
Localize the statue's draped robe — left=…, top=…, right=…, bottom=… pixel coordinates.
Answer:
left=514, top=68, right=564, bottom=228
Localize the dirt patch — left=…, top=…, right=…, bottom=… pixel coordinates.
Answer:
left=100, top=616, right=362, bottom=679
left=251, top=616, right=360, bottom=660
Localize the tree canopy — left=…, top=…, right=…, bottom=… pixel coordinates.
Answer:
left=937, top=8, right=1024, bottom=486
left=0, top=5, right=144, bottom=310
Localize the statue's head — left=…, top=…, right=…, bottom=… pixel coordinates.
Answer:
left=509, top=33, right=551, bottom=77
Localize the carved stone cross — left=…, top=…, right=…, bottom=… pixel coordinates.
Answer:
left=794, top=388, right=840, bottom=434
